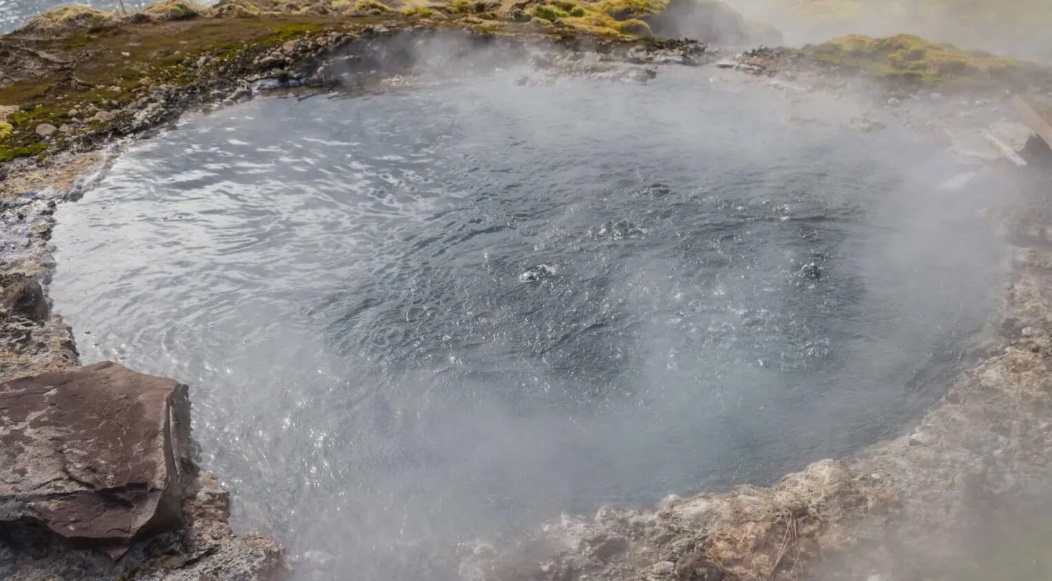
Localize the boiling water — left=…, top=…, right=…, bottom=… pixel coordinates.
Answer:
left=52, top=68, right=1007, bottom=579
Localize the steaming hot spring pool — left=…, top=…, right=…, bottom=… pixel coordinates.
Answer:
left=53, top=67, right=1009, bottom=579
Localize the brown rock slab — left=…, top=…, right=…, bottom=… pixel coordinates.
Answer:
left=0, top=362, right=192, bottom=558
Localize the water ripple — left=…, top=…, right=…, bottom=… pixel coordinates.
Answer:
left=53, top=69, right=1007, bottom=581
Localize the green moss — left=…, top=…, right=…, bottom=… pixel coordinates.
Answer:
left=803, top=33, right=1021, bottom=87
left=532, top=4, right=568, bottom=20
left=268, top=21, right=325, bottom=41
left=617, top=17, right=650, bottom=35
left=596, top=0, right=667, bottom=19
left=0, top=143, right=48, bottom=164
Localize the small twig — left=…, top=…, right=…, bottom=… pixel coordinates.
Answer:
left=768, top=511, right=796, bottom=580
left=117, top=0, right=128, bottom=16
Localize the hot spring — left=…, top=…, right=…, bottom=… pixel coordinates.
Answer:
left=51, top=66, right=1009, bottom=579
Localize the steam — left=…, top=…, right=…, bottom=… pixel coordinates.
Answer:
left=49, top=31, right=1031, bottom=581
left=724, top=0, right=1052, bottom=59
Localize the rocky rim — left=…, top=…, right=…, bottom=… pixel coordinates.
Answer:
left=3, top=1, right=1052, bottom=580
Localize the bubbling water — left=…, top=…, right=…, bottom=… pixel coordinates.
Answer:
left=52, top=68, right=1006, bottom=579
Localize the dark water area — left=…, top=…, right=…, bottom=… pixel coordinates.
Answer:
left=52, top=68, right=1009, bottom=579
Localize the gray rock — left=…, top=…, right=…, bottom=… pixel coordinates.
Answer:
left=0, top=273, right=49, bottom=322
left=589, top=534, right=629, bottom=561
left=0, top=362, right=192, bottom=558
left=647, top=561, right=677, bottom=580
left=93, top=110, right=116, bottom=123
left=252, top=78, right=284, bottom=92
left=34, top=124, right=56, bottom=137
left=985, top=120, right=1036, bottom=164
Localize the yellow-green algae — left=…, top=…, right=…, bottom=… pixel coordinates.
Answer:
left=803, top=33, right=1046, bottom=87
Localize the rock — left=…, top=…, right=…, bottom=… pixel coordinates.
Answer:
left=985, top=120, right=1037, bottom=165
left=225, top=81, right=253, bottom=105
left=676, top=552, right=724, bottom=580
left=35, top=123, right=57, bottom=137
left=132, top=102, right=163, bottom=130
left=798, top=261, right=824, bottom=280
left=0, top=362, right=192, bottom=558
left=59, top=124, right=72, bottom=134
left=649, top=560, right=677, bottom=580
left=0, top=274, right=49, bottom=322
left=93, top=110, right=115, bottom=123
left=588, top=534, right=629, bottom=561
left=252, top=78, right=285, bottom=92
left=887, top=97, right=902, bottom=107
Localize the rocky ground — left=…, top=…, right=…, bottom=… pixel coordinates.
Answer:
left=3, top=1, right=1052, bottom=580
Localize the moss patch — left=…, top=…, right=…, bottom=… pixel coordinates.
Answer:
left=0, top=12, right=368, bottom=163
left=0, top=0, right=699, bottom=164
left=802, top=33, right=1036, bottom=87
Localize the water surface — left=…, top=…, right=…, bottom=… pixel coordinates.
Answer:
left=52, top=68, right=1008, bottom=579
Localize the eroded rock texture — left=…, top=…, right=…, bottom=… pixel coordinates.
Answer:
left=0, top=362, right=192, bottom=558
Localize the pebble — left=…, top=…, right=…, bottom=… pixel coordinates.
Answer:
left=35, top=123, right=57, bottom=137
left=93, top=110, right=115, bottom=123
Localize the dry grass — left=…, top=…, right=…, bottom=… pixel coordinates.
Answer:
left=19, top=5, right=120, bottom=33
left=803, top=33, right=1042, bottom=87
left=140, top=0, right=207, bottom=20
